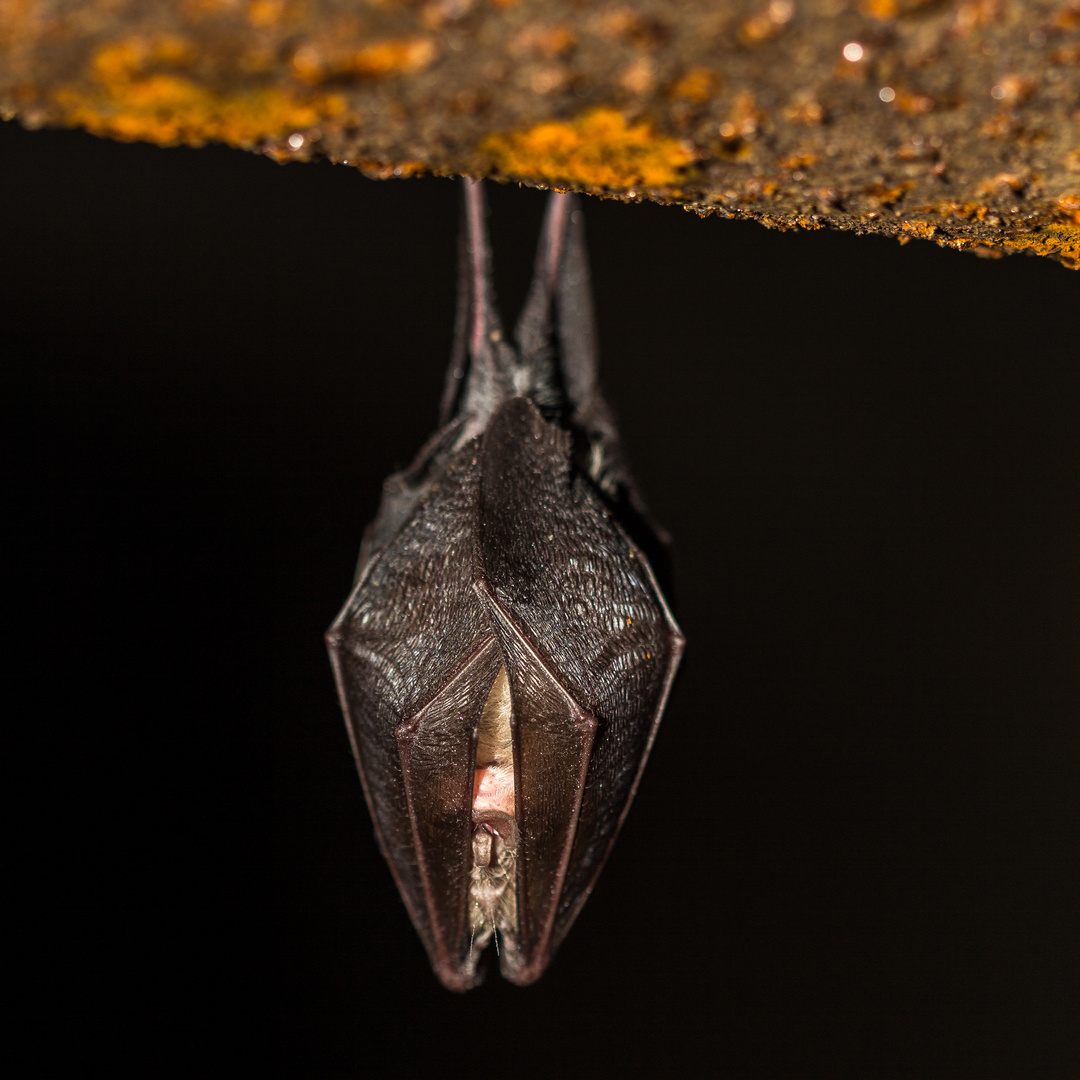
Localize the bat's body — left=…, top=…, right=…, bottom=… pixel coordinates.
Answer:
left=326, top=181, right=683, bottom=990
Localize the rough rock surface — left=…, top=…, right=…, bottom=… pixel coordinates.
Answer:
left=2, top=0, right=1078, bottom=265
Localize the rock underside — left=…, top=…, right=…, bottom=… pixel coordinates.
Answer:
left=2, top=0, right=1078, bottom=266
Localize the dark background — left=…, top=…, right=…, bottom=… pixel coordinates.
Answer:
left=5, top=118, right=1078, bottom=1077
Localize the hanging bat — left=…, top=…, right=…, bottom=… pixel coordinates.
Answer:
left=326, top=180, right=684, bottom=990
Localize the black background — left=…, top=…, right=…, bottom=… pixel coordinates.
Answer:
left=5, top=118, right=1078, bottom=1077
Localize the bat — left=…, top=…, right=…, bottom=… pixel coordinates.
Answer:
left=326, top=179, right=684, bottom=990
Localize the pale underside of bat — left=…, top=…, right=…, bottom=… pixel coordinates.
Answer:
left=326, top=180, right=683, bottom=990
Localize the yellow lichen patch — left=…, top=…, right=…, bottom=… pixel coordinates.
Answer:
left=990, top=74, right=1035, bottom=106
left=726, top=91, right=765, bottom=138
left=1054, top=2, right=1080, bottom=30
left=591, top=9, right=668, bottom=49
left=892, top=90, right=935, bottom=115
left=509, top=24, right=576, bottom=60
left=976, top=172, right=1028, bottom=195
left=669, top=67, right=719, bottom=103
left=481, top=108, right=694, bottom=190
left=1003, top=224, right=1080, bottom=268
left=900, top=219, right=937, bottom=239
left=784, top=92, right=824, bottom=126
left=951, top=1, right=1005, bottom=36
left=246, top=0, right=300, bottom=29
left=779, top=152, right=817, bottom=170
left=861, top=0, right=939, bottom=18
left=55, top=81, right=344, bottom=147
left=738, top=0, right=795, bottom=42
left=54, top=36, right=344, bottom=148
left=1057, top=194, right=1080, bottom=225
left=182, top=0, right=240, bottom=18
left=865, top=180, right=914, bottom=206
left=350, top=38, right=437, bottom=78
left=862, top=0, right=899, bottom=17
left=620, top=57, right=656, bottom=96
left=93, top=37, right=197, bottom=86
left=293, top=36, right=438, bottom=82
left=738, top=13, right=782, bottom=45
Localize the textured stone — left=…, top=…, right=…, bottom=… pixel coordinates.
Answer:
left=2, top=0, right=1078, bottom=265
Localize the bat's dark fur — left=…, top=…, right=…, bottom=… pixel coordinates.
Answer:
left=326, top=181, right=684, bottom=990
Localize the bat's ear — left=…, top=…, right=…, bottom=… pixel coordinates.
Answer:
left=439, top=179, right=514, bottom=427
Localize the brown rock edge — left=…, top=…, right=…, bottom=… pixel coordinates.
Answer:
left=2, top=0, right=1078, bottom=267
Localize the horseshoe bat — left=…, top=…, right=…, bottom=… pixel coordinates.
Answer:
left=326, top=180, right=684, bottom=990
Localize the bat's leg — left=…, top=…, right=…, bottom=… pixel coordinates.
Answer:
left=514, top=192, right=572, bottom=403
left=514, top=190, right=615, bottom=447
left=540, top=194, right=651, bottom=523
left=440, top=179, right=514, bottom=431
left=553, top=199, right=603, bottom=417
left=464, top=178, right=498, bottom=363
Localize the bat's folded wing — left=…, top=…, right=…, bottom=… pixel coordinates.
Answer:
left=396, top=637, right=502, bottom=990
left=476, top=583, right=598, bottom=984
left=477, top=397, right=684, bottom=979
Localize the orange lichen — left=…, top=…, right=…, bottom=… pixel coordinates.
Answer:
left=738, top=0, right=795, bottom=42
left=620, top=57, right=657, bottom=96
left=525, top=66, right=568, bottom=95
left=592, top=9, right=668, bottom=49
left=900, top=219, right=938, bottom=239
left=1053, top=2, right=1080, bottom=30
left=779, top=152, right=818, bottom=170
left=93, top=37, right=196, bottom=85
left=892, top=90, right=935, bottom=115
left=291, top=37, right=435, bottom=82
left=865, top=180, right=915, bottom=206
left=784, top=92, right=824, bottom=126
left=55, top=81, right=343, bottom=147
left=929, top=201, right=1001, bottom=223
left=669, top=67, right=719, bottom=103
left=862, top=0, right=899, bottom=17
left=951, top=1, right=1005, bottom=36
left=181, top=0, right=238, bottom=17
left=862, top=0, right=939, bottom=18
left=246, top=0, right=300, bottom=29
left=53, top=35, right=344, bottom=148
left=509, top=24, right=576, bottom=59
left=1002, top=224, right=1080, bottom=268
left=976, top=172, right=1028, bottom=195
left=352, top=38, right=437, bottom=77
left=481, top=107, right=694, bottom=190
left=990, top=74, right=1035, bottom=106
left=726, top=91, right=765, bottom=138
left=738, top=13, right=782, bottom=45
left=1057, top=194, right=1080, bottom=225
